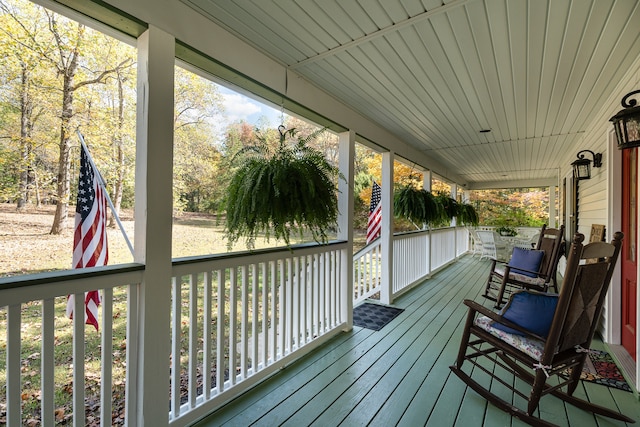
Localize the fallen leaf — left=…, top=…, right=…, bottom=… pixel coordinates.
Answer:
left=54, top=407, right=65, bottom=421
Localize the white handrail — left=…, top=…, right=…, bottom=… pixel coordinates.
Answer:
left=0, top=229, right=471, bottom=426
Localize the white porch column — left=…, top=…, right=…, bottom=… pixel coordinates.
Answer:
left=338, top=130, right=355, bottom=330
left=451, top=183, right=458, bottom=257
left=380, top=151, right=394, bottom=304
left=450, top=183, right=458, bottom=227
left=423, top=170, right=432, bottom=192
left=133, top=26, right=175, bottom=427
left=423, top=171, right=433, bottom=275
left=549, top=185, right=557, bottom=228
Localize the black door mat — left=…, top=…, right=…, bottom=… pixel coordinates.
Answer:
left=353, top=302, right=404, bottom=331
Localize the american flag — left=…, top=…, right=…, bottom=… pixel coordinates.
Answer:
left=66, top=144, right=108, bottom=331
left=366, top=181, right=382, bottom=244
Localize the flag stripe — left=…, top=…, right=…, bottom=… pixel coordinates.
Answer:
left=67, top=144, right=108, bottom=331
left=367, top=182, right=382, bottom=244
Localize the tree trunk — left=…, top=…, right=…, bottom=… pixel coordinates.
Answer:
left=49, top=52, right=77, bottom=234
left=34, top=168, right=41, bottom=207
left=17, top=62, right=32, bottom=211
left=109, top=72, right=125, bottom=227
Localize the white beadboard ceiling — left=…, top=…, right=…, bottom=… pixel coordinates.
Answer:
left=182, top=0, right=640, bottom=187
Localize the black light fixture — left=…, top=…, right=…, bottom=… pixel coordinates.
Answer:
left=610, top=90, right=640, bottom=149
left=572, top=150, right=602, bottom=180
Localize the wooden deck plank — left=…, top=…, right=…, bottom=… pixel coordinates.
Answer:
left=215, top=328, right=376, bottom=426
left=564, top=383, right=600, bottom=426
left=285, top=259, right=481, bottom=425
left=393, top=261, right=491, bottom=426
left=365, top=257, right=489, bottom=426
left=273, top=283, right=454, bottom=424
left=454, top=364, right=491, bottom=426
left=608, top=387, right=640, bottom=423
left=340, top=301, right=468, bottom=426
left=192, top=255, right=640, bottom=427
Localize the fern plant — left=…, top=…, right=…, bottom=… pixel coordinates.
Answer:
left=434, top=193, right=479, bottom=226
left=393, top=185, right=442, bottom=225
left=225, top=126, right=341, bottom=248
left=394, top=187, right=479, bottom=228
left=434, top=192, right=459, bottom=224
left=457, top=202, right=479, bottom=226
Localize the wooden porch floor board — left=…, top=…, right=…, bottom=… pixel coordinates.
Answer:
left=281, top=257, right=483, bottom=426
left=333, top=256, right=487, bottom=426
left=193, top=255, right=640, bottom=427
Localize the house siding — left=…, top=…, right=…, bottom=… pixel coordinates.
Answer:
left=559, top=53, right=640, bottom=389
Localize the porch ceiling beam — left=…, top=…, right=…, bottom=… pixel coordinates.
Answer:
left=466, top=177, right=558, bottom=190
left=289, top=0, right=471, bottom=70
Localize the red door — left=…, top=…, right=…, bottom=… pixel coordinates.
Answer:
left=622, top=147, right=637, bottom=360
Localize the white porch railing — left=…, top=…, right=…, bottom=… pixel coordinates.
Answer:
left=167, top=242, right=348, bottom=425
left=0, top=230, right=469, bottom=426
left=430, top=227, right=459, bottom=272
left=0, top=265, right=144, bottom=427
left=353, top=226, right=470, bottom=301
left=456, top=226, right=471, bottom=257
left=392, top=229, right=431, bottom=295
left=353, top=240, right=382, bottom=304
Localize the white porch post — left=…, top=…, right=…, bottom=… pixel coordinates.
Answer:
left=423, top=170, right=432, bottom=276
left=133, top=26, right=175, bottom=427
left=380, top=151, right=394, bottom=304
left=549, top=185, right=557, bottom=228
left=423, top=170, right=432, bottom=192
left=338, top=130, right=355, bottom=330
left=450, top=184, right=457, bottom=227
left=451, top=183, right=458, bottom=257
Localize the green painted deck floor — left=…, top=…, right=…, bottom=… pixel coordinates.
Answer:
left=193, top=255, right=640, bottom=427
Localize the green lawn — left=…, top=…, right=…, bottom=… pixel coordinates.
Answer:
left=0, top=204, right=368, bottom=425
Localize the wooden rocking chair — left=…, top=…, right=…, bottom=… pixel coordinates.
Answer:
left=450, top=232, right=632, bottom=426
left=483, top=225, right=564, bottom=308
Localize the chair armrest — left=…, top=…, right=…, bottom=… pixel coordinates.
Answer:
left=488, top=259, right=508, bottom=271
left=463, top=299, right=547, bottom=340
left=489, top=262, right=531, bottom=277
left=502, top=264, right=547, bottom=279
left=463, top=299, right=496, bottom=316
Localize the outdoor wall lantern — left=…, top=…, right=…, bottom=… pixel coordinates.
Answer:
left=572, top=150, right=602, bottom=180
left=610, top=89, right=640, bottom=149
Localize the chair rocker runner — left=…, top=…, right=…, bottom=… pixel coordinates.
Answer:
left=450, top=232, right=632, bottom=426
left=483, top=225, right=564, bottom=308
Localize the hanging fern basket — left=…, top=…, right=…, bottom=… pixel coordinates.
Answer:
left=457, top=202, right=479, bottom=226
left=225, top=126, right=341, bottom=248
left=393, top=185, right=442, bottom=225
left=394, top=186, right=480, bottom=228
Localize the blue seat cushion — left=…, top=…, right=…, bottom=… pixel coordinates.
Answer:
left=492, top=290, right=559, bottom=337
left=508, top=247, right=544, bottom=277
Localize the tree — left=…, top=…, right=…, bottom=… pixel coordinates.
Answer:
left=108, top=68, right=130, bottom=224
left=172, top=67, right=225, bottom=212
left=0, top=145, right=19, bottom=200
left=469, top=188, right=548, bottom=227
left=285, top=116, right=339, bottom=166
left=359, top=153, right=423, bottom=205
left=76, top=38, right=136, bottom=223
left=0, top=0, right=51, bottom=209
left=45, top=13, right=131, bottom=234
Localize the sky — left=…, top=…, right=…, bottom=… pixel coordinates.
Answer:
left=216, top=85, right=283, bottom=128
